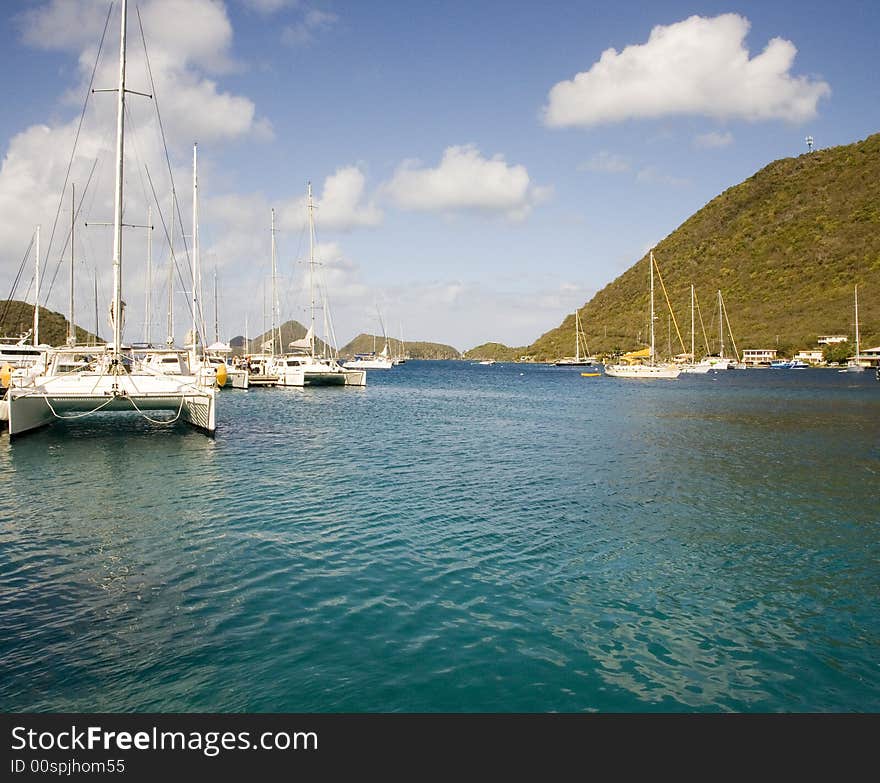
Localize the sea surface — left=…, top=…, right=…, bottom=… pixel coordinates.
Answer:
left=1, top=362, right=878, bottom=712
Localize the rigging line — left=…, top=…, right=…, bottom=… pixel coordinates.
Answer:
left=1, top=236, right=36, bottom=325
left=720, top=296, right=741, bottom=362
left=44, top=158, right=100, bottom=303
left=40, top=1, right=114, bottom=307
left=693, top=289, right=711, bottom=358
left=142, top=165, right=198, bottom=333
left=651, top=254, right=688, bottom=355
left=135, top=6, right=192, bottom=297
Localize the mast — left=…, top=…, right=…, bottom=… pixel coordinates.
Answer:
left=166, top=192, right=175, bottom=346
left=213, top=268, right=219, bottom=345
left=649, top=250, right=655, bottom=363
left=307, top=183, right=316, bottom=358
left=270, top=207, right=277, bottom=357
left=94, top=268, right=98, bottom=345
left=854, top=284, right=860, bottom=363
left=110, top=0, right=127, bottom=360
left=690, top=284, right=695, bottom=361
left=574, top=311, right=581, bottom=362
left=68, top=184, right=75, bottom=344
left=34, top=225, right=40, bottom=346
left=191, top=142, right=198, bottom=365
left=718, top=290, right=724, bottom=360
left=145, top=204, right=152, bottom=344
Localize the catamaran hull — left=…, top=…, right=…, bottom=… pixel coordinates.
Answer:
left=7, top=388, right=215, bottom=437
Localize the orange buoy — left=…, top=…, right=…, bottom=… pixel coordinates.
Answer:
left=0, top=363, right=12, bottom=388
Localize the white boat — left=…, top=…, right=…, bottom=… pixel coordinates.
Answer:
left=604, top=250, right=681, bottom=379
left=344, top=344, right=394, bottom=370
left=6, top=0, right=215, bottom=437
left=274, top=184, right=365, bottom=388
left=681, top=287, right=737, bottom=373
left=844, top=284, right=866, bottom=372
left=554, top=310, right=596, bottom=366
left=477, top=359, right=497, bottom=365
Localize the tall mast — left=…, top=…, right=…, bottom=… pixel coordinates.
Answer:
left=690, top=284, right=695, bottom=361
left=68, top=184, right=75, bottom=344
left=270, top=207, right=277, bottom=357
left=854, top=284, right=860, bottom=362
left=574, top=311, right=580, bottom=362
left=718, top=290, right=724, bottom=360
left=191, top=142, right=198, bottom=365
left=213, top=268, right=219, bottom=345
left=110, top=0, right=127, bottom=359
left=145, top=204, right=152, bottom=344
left=166, top=192, right=175, bottom=346
left=34, top=225, right=40, bottom=346
left=307, top=182, right=316, bottom=358
left=94, top=268, right=98, bottom=345
left=649, top=250, right=655, bottom=362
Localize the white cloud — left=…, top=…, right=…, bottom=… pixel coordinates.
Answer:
left=578, top=151, right=631, bottom=173
left=278, top=167, right=383, bottom=232
left=543, top=13, right=830, bottom=127
left=694, top=131, right=734, bottom=148
left=636, top=167, right=690, bottom=187
left=384, top=145, right=547, bottom=221
left=282, top=8, right=339, bottom=46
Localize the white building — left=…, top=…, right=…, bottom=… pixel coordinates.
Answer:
left=742, top=349, right=778, bottom=367
left=818, top=335, right=848, bottom=344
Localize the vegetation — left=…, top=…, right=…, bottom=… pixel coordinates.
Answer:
left=822, top=342, right=851, bottom=365
left=493, top=133, right=880, bottom=361
left=338, top=333, right=460, bottom=360
left=0, top=300, right=98, bottom=346
left=462, top=342, right=524, bottom=362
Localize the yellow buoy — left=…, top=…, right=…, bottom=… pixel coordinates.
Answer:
left=215, top=363, right=228, bottom=387
left=580, top=372, right=601, bottom=377
left=0, top=363, right=12, bottom=388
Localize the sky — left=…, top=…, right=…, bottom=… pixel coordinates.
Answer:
left=1, top=0, right=878, bottom=352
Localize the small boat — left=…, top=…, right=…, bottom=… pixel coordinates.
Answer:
left=477, top=359, right=496, bottom=365
left=554, top=310, right=596, bottom=366
left=580, top=371, right=601, bottom=377
left=770, top=360, right=792, bottom=369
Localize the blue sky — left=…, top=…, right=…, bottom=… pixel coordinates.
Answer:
left=1, top=0, right=878, bottom=350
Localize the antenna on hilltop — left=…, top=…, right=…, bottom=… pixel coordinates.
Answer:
left=805, top=135, right=814, bottom=153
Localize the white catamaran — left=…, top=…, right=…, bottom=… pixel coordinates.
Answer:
left=6, top=0, right=215, bottom=437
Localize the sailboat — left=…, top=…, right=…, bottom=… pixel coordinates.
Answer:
left=554, top=309, right=595, bottom=366
left=343, top=309, right=394, bottom=370
left=6, top=0, right=215, bottom=437
left=604, top=250, right=681, bottom=379
left=274, top=183, right=366, bottom=387
left=843, top=284, right=866, bottom=372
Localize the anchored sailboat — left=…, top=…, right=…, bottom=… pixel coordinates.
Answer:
left=274, top=183, right=365, bottom=386
left=554, top=309, right=595, bottom=366
left=6, top=0, right=215, bottom=437
left=604, top=250, right=681, bottom=379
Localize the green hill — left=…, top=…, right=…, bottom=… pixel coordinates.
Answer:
left=339, top=333, right=460, bottom=360
left=232, top=320, right=331, bottom=356
left=0, top=300, right=98, bottom=346
left=524, top=132, right=880, bottom=361
left=462, top=342, right=523, bottom=361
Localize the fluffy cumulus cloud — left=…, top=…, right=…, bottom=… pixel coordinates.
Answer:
left=384, top=145, right=549, bottom=221
left=277, top=167, right=383, bottom=233
left=543, top=13, right=830, bottom=128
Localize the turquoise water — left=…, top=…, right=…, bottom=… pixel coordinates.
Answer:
left=1, top=362, right=878, bottom=712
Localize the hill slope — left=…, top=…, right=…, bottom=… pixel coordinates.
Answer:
left=338, top=334, right=460, bottom=360
left=528, top=133, right=880, bottom=360
left=0, top=300, right=98, bottom=346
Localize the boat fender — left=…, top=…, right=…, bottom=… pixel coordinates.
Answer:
left=215, top=363, right=228, bottom=387
left=0, top=363, right=11, bottom=388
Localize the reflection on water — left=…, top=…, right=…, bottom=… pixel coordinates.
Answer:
left=1, top=365, right=878, bottom=711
